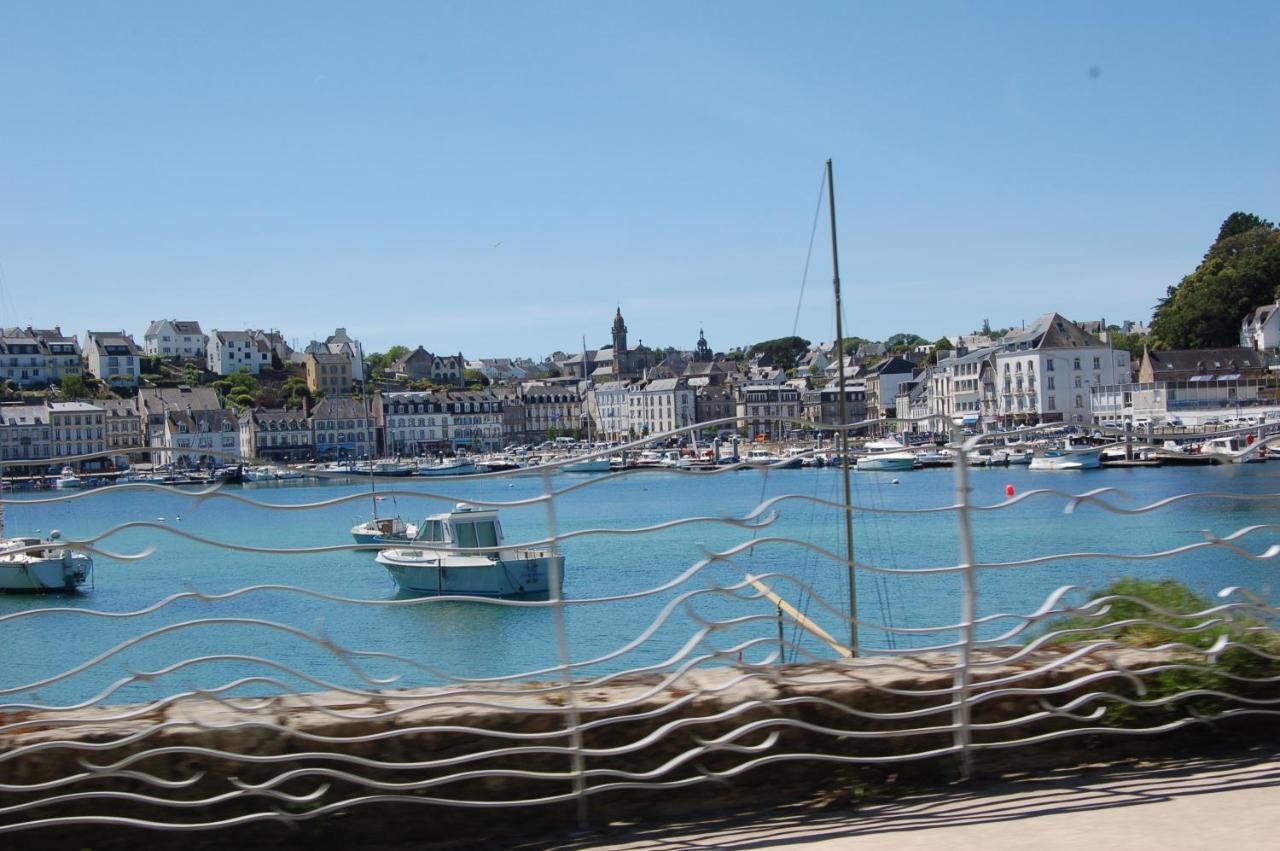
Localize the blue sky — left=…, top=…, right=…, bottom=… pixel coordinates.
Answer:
left=1, top=2, right=1277, bottom=357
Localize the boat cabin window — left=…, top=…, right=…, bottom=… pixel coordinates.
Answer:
left=417, top=519, right=445, bottom=542
left=451, top=520, right=499, bottom=549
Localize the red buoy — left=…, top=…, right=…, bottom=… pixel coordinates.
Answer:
left=1005, top=484, right=1016, bottom=497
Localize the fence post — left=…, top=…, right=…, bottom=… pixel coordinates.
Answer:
left=950, top=425, right=980, bottom=779
left=541, top=467, right=589, bottom=829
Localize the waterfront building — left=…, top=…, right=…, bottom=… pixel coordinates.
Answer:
left=927, top=348, right=995, bottom=430
left=143, top=320, right=207, bottom=359
left=138, top=386, right=224, bottom=456
left=84, top=330, right=142, bottom=388
left=863, top=357, right=918, bottom=425
left=0, top=404, right=51, bottom=464
left=302, top=328, right=366, bottom=383
left=441, top=390, right=504, bottom=451
left=1137, top=347, right=1266, bottom=384
left=586, top=380, right=630, bottom=442
left=736, top=382, right=801, bottom=441
left=238, top=407, right=313, bottom=463
left=101, top=397, right=143, bottom=466
left=1241, top=304, right=1280, bottom=351
left=991, top=313, right=1131, bottom=426
left=312, top=397, right=376, bottom=461
left=627, top=377, right=694, bottom=438
left=801, top=381, right=867, bottom=429
left=305, top=351, right=354, bottom=396
left=375, top=390, right=446, bottom=455
left=47, top=401, right=107, bottom=470
left=1091, top=345, right=1270, bottom=424
left=159, top=408, right=239, bottom=468
left=694, top=383, right=735, bottom=436
left=207, top=330, right=270, bottom=376
left=519, top=382, right=583, bottom=440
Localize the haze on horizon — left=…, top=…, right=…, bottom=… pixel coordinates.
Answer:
left=1, top=2, right=1277, bottom=357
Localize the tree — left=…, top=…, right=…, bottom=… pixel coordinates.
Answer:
left=927, top=336, right=954, bottom=365
left=59, top=374, right=90, bottom=400
left=463, top=369, right=490, bottom=388
left=1151, top=212, right=1280, bottom=349
left=839, top=336, right=870, bottom=355
left=885, top=332, right=928, bottom=352
left=745, top=336, right=811, bottom=371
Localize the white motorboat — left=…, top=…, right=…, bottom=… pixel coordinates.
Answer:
left=914, top=448, right=953, bottom=468
left=375, top=503, right=563, bottom=597
left=53, top=467, right=84, bottom=489
left=1028, top=442, right=1102, bottom=471
left=1201, top=434, right=1265, bottom=464
left=560, top=456, right=611, bottom=473
left=0, top=532, right=93, bottom=592
left=351, top=515, right=418, bottom=545
left=855, top=437, right=917, bottom=471
left=632, top=450, right=666, bottom=468
left=358, top=459, right=418, bottom=477
left=1005, top=448, right=1034, bottom=465
left=416, top=457, right=477, bottom=477
left=742, top=448, right=803, bottom=469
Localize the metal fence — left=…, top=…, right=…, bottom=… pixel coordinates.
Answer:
left=0, top=419, right=1277, bottom=841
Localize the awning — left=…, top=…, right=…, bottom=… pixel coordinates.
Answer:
left=961, top=415, right=980, bottom=425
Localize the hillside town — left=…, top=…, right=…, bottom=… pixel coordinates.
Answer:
left=0, top=303, right=1276, bottom=472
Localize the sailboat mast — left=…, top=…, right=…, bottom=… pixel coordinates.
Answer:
left=827, top=159, right=858, bottom=657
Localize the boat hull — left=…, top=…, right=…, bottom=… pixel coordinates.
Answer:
left=376, top=552, right=564, bottom=597
left=0, top=555, right=92, bottom=592
left=856, top=455, right=916, bottom=471
left=561, top=459, right=611, bottom=473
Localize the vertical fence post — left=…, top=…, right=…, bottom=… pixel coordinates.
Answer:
left=950, top=424, right=980, bottom=779
left=541, top=467, right=589, bottom=829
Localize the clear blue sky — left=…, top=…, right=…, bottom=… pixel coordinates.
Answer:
left=2, top=2, right=1277, bottom=358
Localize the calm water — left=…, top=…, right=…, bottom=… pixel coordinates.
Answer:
left=4, top=463, right=1278, bottom=706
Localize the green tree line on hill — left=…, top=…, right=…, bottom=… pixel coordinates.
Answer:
left=1151, top=212, right=1280, bottom=349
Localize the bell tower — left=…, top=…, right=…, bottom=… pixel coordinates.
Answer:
left=611, top=307, right=628, bottom=377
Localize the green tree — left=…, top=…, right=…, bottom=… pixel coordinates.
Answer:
left=885, top=332, right=928, bottom=352
left=839, top=336, right=870, bottom=355
left=745, top=336, right=811, bottom=371
left=59, top=374, right=90, bottom=399
left=463, top=369, right=490, bottom=388
left=1151, top=212, right=1280, bottom=349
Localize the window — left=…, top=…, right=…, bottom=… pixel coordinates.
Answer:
left=1075, top=395, right=1083, bottom=408
left=1093, top=357, right=1101, bottom=369
left=454, top=522, right=478, bottom=549
left=1073, top=358, right=1081, bottom=370
left=1074, top=376, right=1082, bottom=388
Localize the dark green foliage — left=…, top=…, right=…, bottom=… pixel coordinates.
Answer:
left=59, top=374, right=90, bottom=400
left=463, top=369, right=490, bottom=387
left=1045, top=578, right=1280, bottom=725
left=1151, top=212, right=1280, bottom=349
left=746, top=336, right=811, bottom=371
left=885, top=332, right=927, bottom=352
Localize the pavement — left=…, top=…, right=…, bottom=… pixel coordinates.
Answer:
left=538, top=747, right=1280, bottom=850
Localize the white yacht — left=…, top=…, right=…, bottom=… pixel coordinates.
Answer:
left=375, top=504, right=563, bottom=597
left=0, top=532, right=93, bottom=592
left=560, top=456, right=611, bottom=473
left=742, top=448, right=803, bottom=469
left=358, top=459, right=418, bottom=477
left=53, top=467, right=84, bottom=489
left=855, top=437, right=917, bottom=472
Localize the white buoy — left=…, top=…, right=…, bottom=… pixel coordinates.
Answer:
left=157, top=516, right=165, bottom=522
left=891, top=478, right=900, bottom=485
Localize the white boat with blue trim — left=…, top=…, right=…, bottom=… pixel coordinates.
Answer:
left=374, top=504, right=563, bottom=597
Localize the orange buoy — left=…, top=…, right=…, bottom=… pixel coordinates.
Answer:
left=1005, top=484, right=1015, bottom=496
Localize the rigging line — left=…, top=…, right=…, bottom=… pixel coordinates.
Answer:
left=791, top=167, right=829, bottom=339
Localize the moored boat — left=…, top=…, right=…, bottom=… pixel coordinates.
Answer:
left=374, top=503, right=563, bottom=597
left=0, top=532, right=93, bottom=593
left=53, top=467, right=84, bottom=489
left=855, top=437, right=916, bottom=471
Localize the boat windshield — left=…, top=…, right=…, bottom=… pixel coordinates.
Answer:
left=452, top=520, right=499, bottom=549
left=415, top=519, right=445, bottom=542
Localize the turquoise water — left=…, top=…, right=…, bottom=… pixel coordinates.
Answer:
left=3, top=464, right=1278, bottom=706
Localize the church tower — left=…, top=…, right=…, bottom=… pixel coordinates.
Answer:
left=611, top=307, right=628, bottom=378
left=694, top=327, right=712, bottom=362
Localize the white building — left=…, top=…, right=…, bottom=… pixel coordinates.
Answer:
left=992, top=313, right=1132, bottom=426
left=1241, top=303, right=1280, bottom=351
left=85, top=330, right=142, bottom=388
left=590, top=380, right=632, bottom=441
left=735, top=382, right=801, bottom=440
left=627, top=377, right=695, bottom=438
left=160, top=409, right=240, bottom=467
left=143, top=320, right=207, bottom=358
left=208, top=330, right=271, bottom=376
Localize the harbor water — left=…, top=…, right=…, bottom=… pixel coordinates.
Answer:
left=3, top=463, right=1278, bottom=707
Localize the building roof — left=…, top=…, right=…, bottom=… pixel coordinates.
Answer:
left=867, top=356, right=917, bottom=376
left=145, top=320, right=204, bottom=337
left=242, top=407, right=310, bottom=429
left=1001, top=313, right=1103, bottom=350
left=308, top=351, right=350, bottom=366
left=100, top=398, right=139, bottom=417
left=139, top=386, right=223, bottom=414
left=1, top=404, right=49, bottom=425
left=87, top=330, right=141, bottom=355
left=313, top=397, right=371, bottom=420
left=1144, top=347, right=1263, bottom=376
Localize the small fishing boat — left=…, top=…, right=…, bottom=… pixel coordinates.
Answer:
left=560, top=456, right=611, bottom=473
left=0, top=532, right=93, bottom=592
left=1028, top=441, right=1102, bottom=471
left=1201, top=434, right=1265, bottom=464
left=375, top=503, right=563, bottom=597
left=742, top=448, right=803, bottom=469
left=351, top=515, right=418, bottom=545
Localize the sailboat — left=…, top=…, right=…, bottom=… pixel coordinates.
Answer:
left=350, top=457, right=417, bottom=544
left=562, top=336, right=610, bottom=473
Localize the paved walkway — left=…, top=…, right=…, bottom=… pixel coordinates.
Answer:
left=544, top=748, right=1280, bottom=850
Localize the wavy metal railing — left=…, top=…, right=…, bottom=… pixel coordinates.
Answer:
left=0, top=417, right=1276, bottom=839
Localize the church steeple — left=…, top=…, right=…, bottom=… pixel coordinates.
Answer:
left=695, top=327, right=712, bottom=362
left=611, top=307, right=629, bottom=377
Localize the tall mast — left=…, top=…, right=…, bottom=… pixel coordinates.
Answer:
left=827, top=159, right=857, bottom=657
